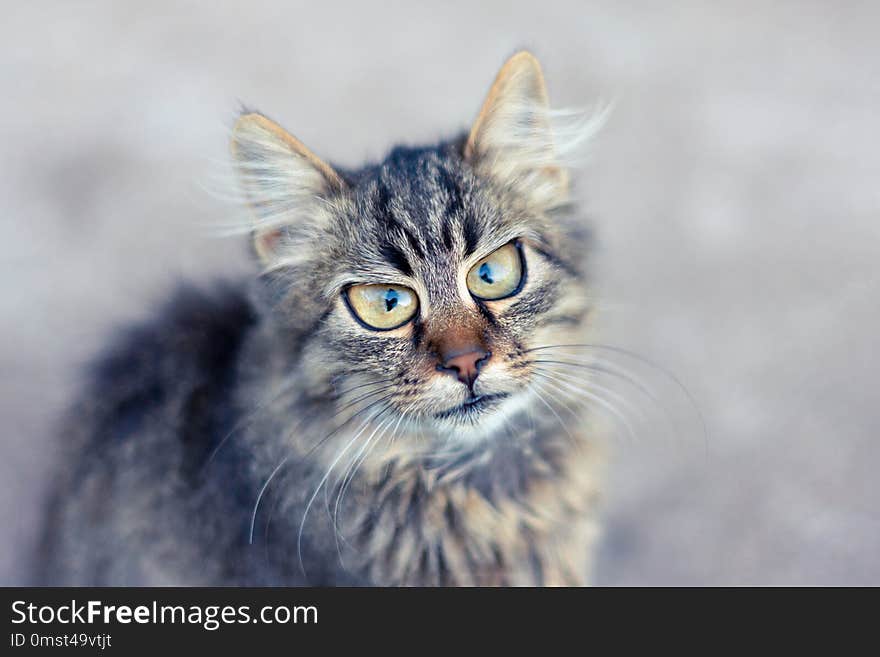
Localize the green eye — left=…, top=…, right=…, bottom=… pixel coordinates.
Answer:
left=345, top=284, right=419, bottom=330
left=466, top=242, right=524, bottom=300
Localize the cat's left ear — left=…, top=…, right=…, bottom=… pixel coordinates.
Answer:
left=464, top=51, right=568, bottom=209
left=231, top=112, right=346, bottom=265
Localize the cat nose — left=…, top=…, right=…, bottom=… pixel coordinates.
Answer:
left=437, top=348, right=491, bottom=389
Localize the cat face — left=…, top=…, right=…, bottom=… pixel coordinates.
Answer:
left=231, top=52, right=594, bottom=439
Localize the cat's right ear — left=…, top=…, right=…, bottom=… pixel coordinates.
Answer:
left=464, top=51, right=568, bottom=210
left=230, top=112, right=345, bottom=265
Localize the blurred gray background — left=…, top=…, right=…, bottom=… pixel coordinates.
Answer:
left=2, top=1, right=878, bottom=585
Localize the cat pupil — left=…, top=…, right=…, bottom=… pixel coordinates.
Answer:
left=384, top=289, right=399, bottom=312
left=479, top=263, right=494, bottom=285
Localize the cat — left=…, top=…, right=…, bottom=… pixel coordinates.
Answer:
left=39, top=51, right=606, bottom=586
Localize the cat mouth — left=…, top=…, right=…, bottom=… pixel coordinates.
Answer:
left=434, top=393, right=509, bottom=421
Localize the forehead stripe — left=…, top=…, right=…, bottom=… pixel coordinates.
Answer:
left=462, top=213, right=481, bottom=256
left=401, top=225, right=425, bottom=259
left=379, top=242, right=414, bottom=276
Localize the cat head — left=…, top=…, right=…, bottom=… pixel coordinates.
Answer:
left=231, top=51, right=599, bottom=441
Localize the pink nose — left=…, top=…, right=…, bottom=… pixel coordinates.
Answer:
left=438, top=349, right=490, bottom=389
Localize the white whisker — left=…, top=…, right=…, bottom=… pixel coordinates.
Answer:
left=526, top=343, right=708, bottom=452
left=533, top=365, right=652, bottom=434
left=297, top=403, right=392, bottom=578
left=532, top=370, right=638, bottom=444
left=529, top=380, right=576, bottom=442
left=249, top=455, right=291, bottom=545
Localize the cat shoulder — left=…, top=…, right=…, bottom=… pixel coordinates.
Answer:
left=78, top=282, right=256, bottom=442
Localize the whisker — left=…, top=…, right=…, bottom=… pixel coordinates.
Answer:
left=531, top=358, right=663, bottom=413
left=532, top=365, right=653, bottom=438
left=526, top=343, right=708, bottom=450
left=537, top=369, right=641, bottom=444
left=248, top=454, right=291, bottom=545
left=328, top=413, right=396, bottom=545
left=333, top=384, right=396, bottom=416
left=226, top=376, right=392, bottom=503
left=263, top=480, right=286, bottom=567
left=529, top=380, right=576, bottom=442
left=203, top=374, right=299, bottom=472
left=249, top=388, right=394, bottom=548
left=297, top=402, right=394, bottom=578
left=531, top=370, right=638, bottom=444
left=299, top=394, right=395, bottom=462
left=336, top=410, right=405, bottom=524
left=330, top=376, right=394, bottom=399
left=261, top=393, right=394, bottom=559
left=531, top=358, right=679, bottom=444
left=333, top=409, right=408, bottom=562
left=531, top=372, right=584, bottom=423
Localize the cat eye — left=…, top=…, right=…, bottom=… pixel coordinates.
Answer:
left=466, top=242, right=525, bottom=300
left=345, top=284, right=419, bottom=330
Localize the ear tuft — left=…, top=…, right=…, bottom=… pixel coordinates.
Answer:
left=465, top=51, right=569, bottom=209
left=230, top=113, right=344, bottom=264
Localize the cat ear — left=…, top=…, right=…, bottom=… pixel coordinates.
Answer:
left=464, top=51, right=568, bottom=209
left=230, top=112, right=346, bottom=264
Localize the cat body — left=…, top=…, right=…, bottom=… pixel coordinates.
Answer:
left=40, top=52, right=605, bottom=586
